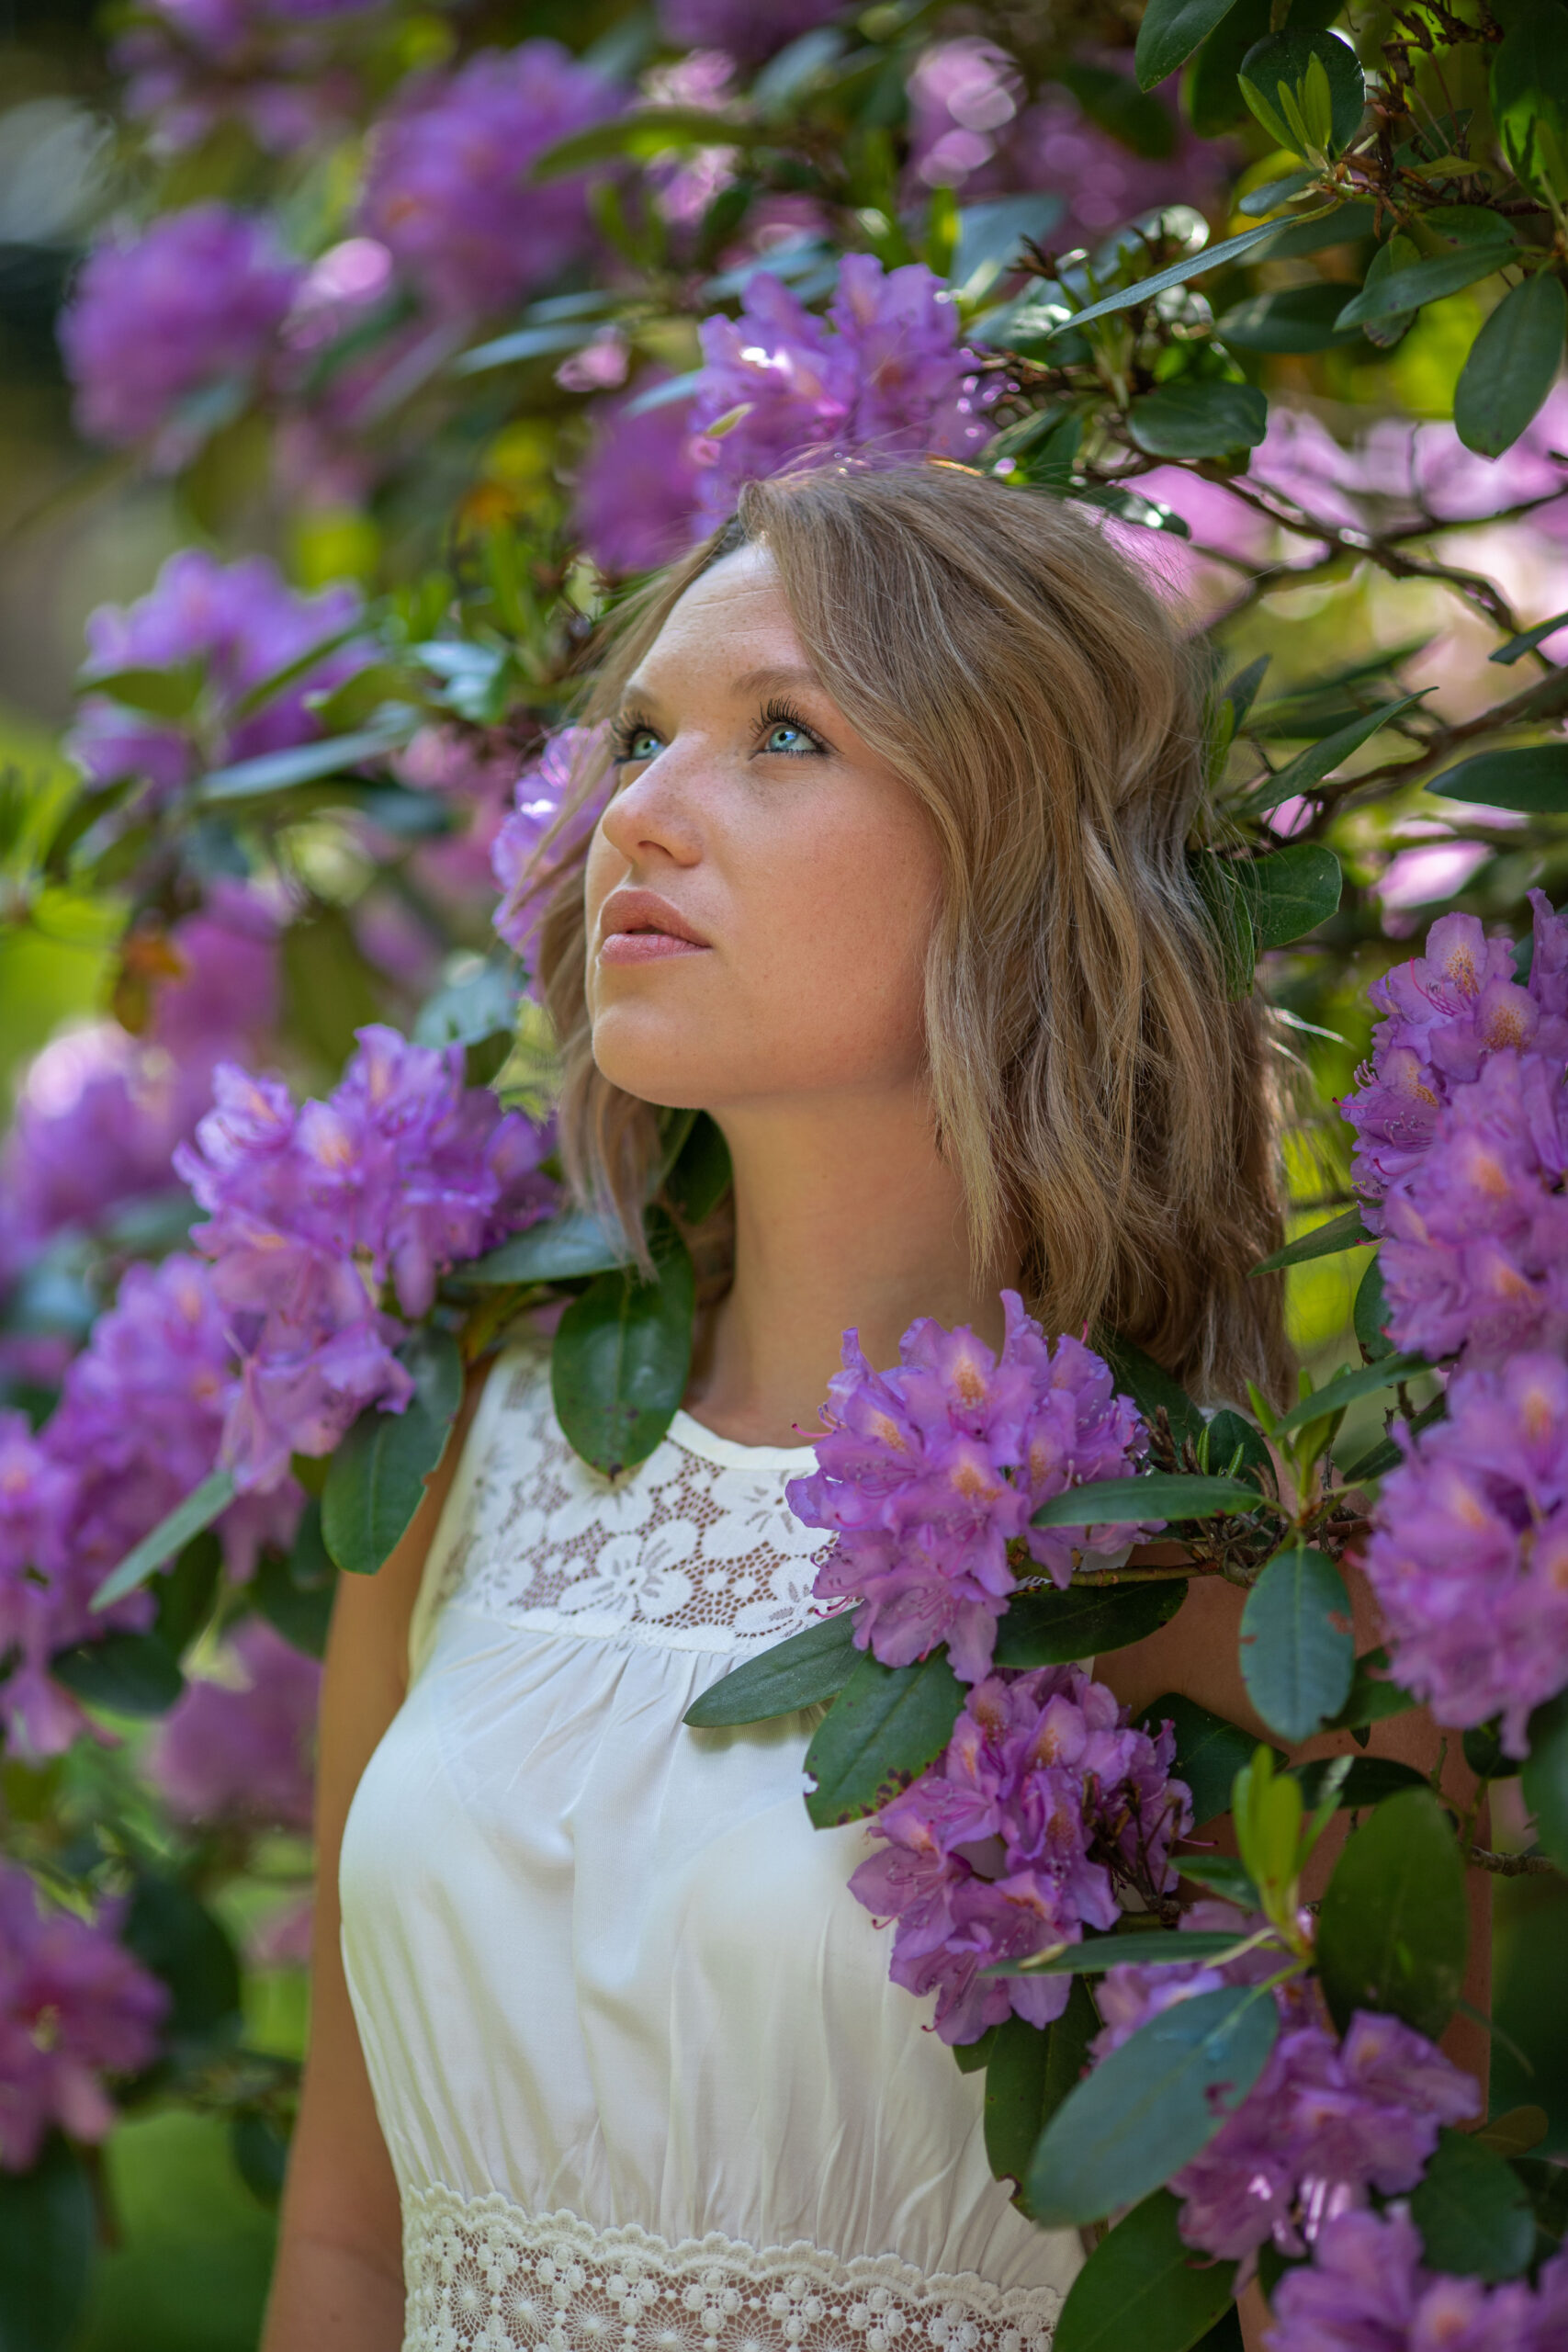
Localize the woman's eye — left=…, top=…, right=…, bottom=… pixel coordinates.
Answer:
left=621, top=728, right=662, bottom=763
left=761, top=720, right=816, bottom=754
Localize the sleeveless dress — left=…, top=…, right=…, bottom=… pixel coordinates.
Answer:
left=338, top=1339, right=1084, bottom=2352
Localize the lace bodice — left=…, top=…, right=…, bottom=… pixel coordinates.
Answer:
left=412, top=1341, right=835, bottom=1668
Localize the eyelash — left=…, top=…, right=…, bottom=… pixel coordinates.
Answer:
left=607, top=698, right=829, bottom=765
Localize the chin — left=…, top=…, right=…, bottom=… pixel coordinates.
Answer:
left=588, top=1008, right=721, bottom=1111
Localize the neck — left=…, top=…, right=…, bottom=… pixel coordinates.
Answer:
left=682, top=1090, right=1018, bottom=1450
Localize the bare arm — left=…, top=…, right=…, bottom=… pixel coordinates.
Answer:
left=262, top=1379, right=483, bottom=2352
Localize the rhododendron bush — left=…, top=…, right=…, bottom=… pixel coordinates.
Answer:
left=0, top=0, right=1565, bottom=2343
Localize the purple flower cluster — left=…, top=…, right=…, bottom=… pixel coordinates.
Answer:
left=67, top=548, right=371, bottom=807
left=60, top=203, right=301, bottom=459
left=1267, top=2205, right=1568, bottom=2352
left=850, top=1665, right=1191, bottom=2044
left=1361, top=1354, right=1568, bottom=1755
left=150, top=1618, right=320, bottom=1832
left=176, top=1026, right=554, bottom=1488
left=0, top=1863, right=167, bottom=2172
left=1095, top=1905, right=1480, bottom=2265
left=788, top=1293, right=1151, bottom=1683
left=358, top=44, right=625, bottom=319
left=687, top=254, right=998, bottom=532
left=491, top=728, right=608, bottom=984
left=114, top=0, right=375, bottom=157
left=572, top=378, right=703, bottom=577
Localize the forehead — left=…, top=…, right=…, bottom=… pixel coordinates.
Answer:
left=627, top=546, right=805, bottom=695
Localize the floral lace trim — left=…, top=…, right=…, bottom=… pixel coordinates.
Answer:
left=401, top=2188, right=1063, bottom=2352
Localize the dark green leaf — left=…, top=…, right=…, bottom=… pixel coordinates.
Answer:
left=1093, top=1332, right=1206, bottom=1450
left=1474, top=2107, right=1548, bottom=2159
left=1454, top=272, right=1566, bottom=458
left=1336, top=242, right=1517, bottom=330
left=1127, top=381, right=1267, bottom=459
left=1251, top=201, right=1379, bottom=263
left=953, top=2025, right=998, bottom=2075
left=1237, top=166, right=1317, bottom=215
left=1316, top=1787, right=1469, bottom=2038
left=1292, top=1754, right=1428, bottom=1810
left=985, top=1982, right=1099, bottom=2191
left=1059, top=64, right=1176, bottom=158
left=993, top=1578, right=1189, bottom=1667
left=1055, top=2188, right=1238, bottom=2352
left=78, top=661, right=205, bottom=720
left=953, top=196, right=1066, bottom=297
left=1491, top=4, right=1568, bottom=203
left=412, top=956, right=522, bottom=1051
left=1461, top=1719, right=1522, bottom=1781
left=1490, top=608, right=1568, bottom=664
left=804, top=1647, right=965, bottom=1827
left=1353, top=1255, right=1393, bottom=1363
left=228, top=621, right=369, bottom=720
left=1027, top=1983, right=1279, bottom=2226
left=231, top=2111, right=290, bottom=2210
left=1249, top=1205, right=1371, bottom=1275
left=1239, top=29, right=1366, bottom=155
left=197, top=721, right=411, bottom=803
left=124, top=1873, right=242, bottom=2042
left=1521, top=1688, right=1568, bottom=1871
left=664, top=1113, right=733, bottom=1224
left=988, top=1928, right=1270, bottom=1977
left=1186, top=0, right=1344, bottom=135
left=252, top=1498, right=338, bottom=1658
left=1179, top=1856, right=1260, bottom=1905
left=1218, top=656, right=1270, bottom=729
left=1325, top=1647, right=1421, bottom=1733
left=1145, top=1692, right=1273, bottom=1826
left=1514, top=2154, right=1568, bottom=2244
left=1273, top=1352, right=1426, bottom=1434
left=1240, top=1546, right=1354, bottom=1742
left=683, top=1609, right=861, bottom=1727
left=1191, top=2311, right=1245, bottom=2352
left=551, top=1207, right=696, bottom=1476
left=1135, top=0, right=1243, bottom=88
left=1216, top=281, right=1366, bottom=352
left=531, top=107, right=761, bottom=179
left=279, top=902, right=383, bottom=1072
left=1032, top=1473, right=1265, bottom=1527
left=153, top=1529, right=223, bottom=1657
left=1041, top=218, right=1320, bottom=339
left=1239, top=691, right=1430, bottom=814
left=1427, top=746, right=1568, bottom=814
left=1410, top=2127, right=1536, bottom=2280
left=50, top=1630, right=184, bottom=1717
left=0, top=2136, right=96, bottom=2352
left=462, top=1208, right=632, bottom=1285
left=92, top=1468, right=236, bottom=1611
left=1200, top=1410, right=1271, bottom=1490
left=321, top=1329, right=463, bottom=1577
left=1249, top=842, right=1343, bottom=949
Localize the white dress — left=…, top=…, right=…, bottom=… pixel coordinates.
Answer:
left=339, top=1339, right=1083, bottom=2352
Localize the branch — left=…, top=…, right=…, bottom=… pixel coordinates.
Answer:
left=1467, top=1846, right=1562, bottom=1877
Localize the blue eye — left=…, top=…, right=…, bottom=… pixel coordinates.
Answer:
left=759, top=717, right=820, bottom=755
left=616, top=726, right=662, bottom=763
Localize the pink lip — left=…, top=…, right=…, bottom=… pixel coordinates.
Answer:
left=598, top=888, right=712, bottom=967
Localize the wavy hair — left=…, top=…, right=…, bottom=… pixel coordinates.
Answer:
left=529, top=462, right=1291, bottom=1405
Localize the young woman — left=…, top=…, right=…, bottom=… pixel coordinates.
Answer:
left=262, top=465, right=1470, bottom=2351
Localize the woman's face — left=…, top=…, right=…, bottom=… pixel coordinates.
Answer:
left=584, top=546, right=942, bottom=1116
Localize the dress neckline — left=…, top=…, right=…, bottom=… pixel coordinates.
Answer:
left=667, top=1408, right=818, bottom=1475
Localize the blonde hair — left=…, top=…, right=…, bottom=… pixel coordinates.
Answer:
left=532, top=462, right=1291, bottom=1406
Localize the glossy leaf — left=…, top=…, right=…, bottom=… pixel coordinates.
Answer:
left=1040, top=216, right=1322, bottom=338
left=1249, top=1205, right=1371, bottom=1276
left=1144, top=1692, right=1273, bottom=1827
left=196, top=721, right=411, bottom=804
left=993, top=1577, right=1188, bottom=1667
left=1134, top=0, right=1243, bottom=89
left=1127, top=381, right=1267, bottom=459
left=988, top=1928, right=1270, bottom=1977
left=252, top=1498, right=338, bottom=1658
left=1514, top=2154, right=1568, bottom=2245
left=1292, top=1754, right=1428, bottom=1810
left=1272, top=1352, right=1425, bottom=1434
left=231, top=2111, right=291, bottom=2210
left=665, top=1112, right=733, bottom=1223
left=412, top=956, right=522, bottom=1051
left=1187, top=0, right=1343, bottom=134
left=1239, top=691, right=1430, bottom=814
left=1427, top=746, right=1568, bottom=814
left=79, top=660, right=204, bottom=719
left=684, top=1609, right=861, bottom=1727
left=1027, top=1984, right=1280, bottom=2226
left=1032, top=1473, right=1263, bottom=1527
left=551, top=1207, right=696, bottom=1476
left=0, top=2135, right=95, bottom=2352
left=985, top=1982, right=1098, bottom=2192
left=321, top=1327, right=463, bottom=1576
left=1409, top=2127, right=1536, bottom=2280
left=1055, top=2188, right=1238, bottom=2352
left=1093, top=1332, right=1207, bottom=1449
left=1239, top=29, right=1366, bottom=156
left=153, top=1529, right=223, bottom=1657
left=1216, top=282, right=1364, bottom=351
left=1200, top=1409, right=1271, bottom=1490
left=1353, top=1255, right=1393, bottom=1362
left=462, top=1208, right=632, bottom=1285
left=1454, top=271, right=1566, bottom=458
left=1249, top=842, right=1343, bottom=949
left=125, top=1872, right=243, bottom=2042
left=1316, top=1788, right=1469, bottom=2039
left=1491, top=3, right=1568, bottom=202
left=1240, top=1546, right=1354, bottom=1742
left=804, top=1647, right=965, bottom=1827
left=1336, top=238, right=1516, bottom=329
left=1325, top=1647, right=1421, bottom=1734
left=1520, top=1689, right=1568, bottom=1871
left=1462, top=1719, right=1523, bottom=1783
left=1179, top=1856, right=1260, bottom=1906
left=92, top=1467, right=236, bottom=1611
left=1490, top=608, right=1568, bottom=664
left=50, top=1630, right=184, bottom=1717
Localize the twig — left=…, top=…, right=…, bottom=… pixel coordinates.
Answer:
left=1467, top=1846, right=1562, bottom=1877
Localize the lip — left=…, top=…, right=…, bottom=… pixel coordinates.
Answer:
left=598, top=887, right=713, bottom=967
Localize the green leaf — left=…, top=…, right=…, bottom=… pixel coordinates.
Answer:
left=1514, top=2153, right=1568, bottom=2244
left=1249, top=1204, right=1371, bottom=1276
left=1055, top=2189, right=1238, bottom=2352
left=196, top=721, right=412, bottom=804
left=231, top=2111, right=291, bottom=2210
left=1474, top=2106, right=1549, bottom=2160
left=993, top=1578, right=1189, bottom=1668
left=78, top=660, right=205, bottom=720
left=1093, top=1332, right=1207, bottom=1450
left=1126, top=381, right=1267, bottom=459
left=91, top=1468, right=236, bottom=1611
left=1135, top=0, right=1243, bottom=88
left=1409, top=2128, right=1537, bottom=2280
left=1490, top=608, right=1568, bottom=664
left=952, top=195, right=1066, bottom=297
left=454, top=320, right=614, bottom=375
left=1191, top=2311, right=1245, bottom=2352
left=1027, top=1983, right=1280, bottom=2226
left=1040, top=217, right=1322, bottom=339
left=531, top=107, right=761, bottom=179
left=1272, top=1352, right=1426, bottom=1435
left=1316, top=1788, right=1469, bottom=2039
left=953, top=2026, right=998, bottom=2075
left=0, top=2135, right=96, bottom=2352
left=1325, top=1647, right=1421, bottom=1733
left=1059, top=64, right=1176, bottom=159
left=1145, top=1692, right=1279, bottom=1826
left=1292, top=1754, right=1429, bottom=1810
left=124, top=1872, right=243, bottom=2043
left=803, top=1647, right=965, bottom=1827
left=321, top=1328, right=463, bottom=1577
left=1521, top=1688, right=1568, bottom=1871
left=551, top=1208, right=696, bottom=1477
left=1426, top=746, right=1568, bottom=814
left=1492, top=3, right=1568, bottom=203
left=1239, top=30, right=1366, bottom=156
left=50, top=1630, right=184, bottom=1717
left=683, top=1609, right=861, bottom=1727
left=412, top=956, right=522, bottom=1051
left=153, top=1529, right=223, bottom=1657
left=1336, top=241, right=1517, bottom=330
left=1462, top=1719, right=1523, bottom=1782
left=1187, top=0, right=1344, bottom=135
left=1249, top=842, right=1343, bottom=950
left=1239, top=691, right=1431, bottom=814
left=1179, top=1856, right=1260, bottom=1905
left=1032, top=1473, right=1266, bottom=1527
left=251, top=1498, right=338, bottom=1658
left=228, top=621, right=369, bottom=720
left=1353, top=1255, right=1393, bottom=1362
left=1216, top=281, right=1366, bottom=352
left=461, top=1208, right=632, bottom=1285
left=988, top=1928, right=1272, bottom=1977
left=1454, top=272, right=1567, bottom=458
left=1240, top=1546, right=1354, bottom=1743
left=664, top=1112, right=733, bottom=1223
left=985, top=1983, right=1099, bottom=2191
left=1200, top=1409, right=1272, bottom=1490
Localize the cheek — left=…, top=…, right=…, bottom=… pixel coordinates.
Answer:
left=743, top=804, right=939, bottom=1058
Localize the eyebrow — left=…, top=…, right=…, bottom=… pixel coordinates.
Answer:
left=617, top=662, right=823, bottom=709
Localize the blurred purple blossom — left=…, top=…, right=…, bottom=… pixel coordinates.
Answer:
left=690, top=254, right=997, bottom=532
left=358, top=44, right=626, bottom=319
left=392, top=723, right=525, bottom=922
left=113, top=0, right=374, bottom=155
left=851, top=1665, right=1190, bottom=2044
left=657, top=0, right=841, bottom=67
left=1097, top=1905, right=1479, bottom=2266
left=59, top=204, right=301, bottom=459
left=67, top=548, right=371, bottom=807
left=1266, top=2204, right=1568, bottom=2352
left=491, top=727, right=609, bottom=982
left=0, top=1863, right=167, bottom=2171
left=176, top=1027, right=555, bottom=1488
left=1361, top=1352, right=1568, bottom=1754
left=1375, top=842, right=1491, bottom=925
left=789, top=1293, right=1152, bottom=1683
left=642, top=50, right=737, bottom=230
left=150, top=1618, right=320, bottom=1831
left=572, top=379, right=703, bottom=575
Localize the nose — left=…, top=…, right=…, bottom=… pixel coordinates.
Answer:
left=596, top=742, right=704, bottom=870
